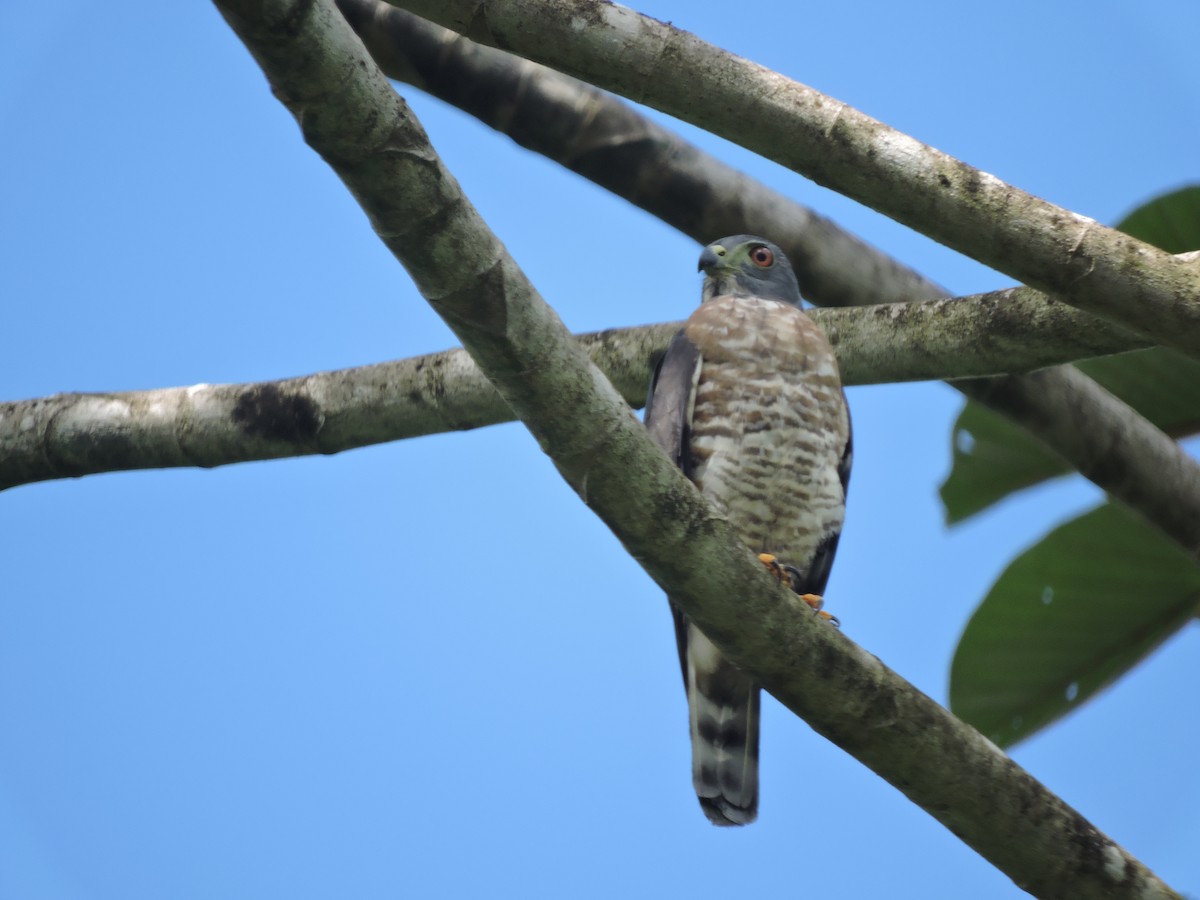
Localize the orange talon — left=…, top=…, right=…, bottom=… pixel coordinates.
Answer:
left=805, top=595, right=840, bottom=628
left=758, top=554, right=840, bottom=627
left=758, top=552, right=786, bottom=581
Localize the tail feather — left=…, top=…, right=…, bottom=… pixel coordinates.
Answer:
left=685, top=623, right=760, bottom=826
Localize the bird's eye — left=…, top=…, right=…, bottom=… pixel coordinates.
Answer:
left=749, top=246, right=774, bottom=267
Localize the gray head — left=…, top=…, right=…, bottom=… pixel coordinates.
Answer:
left=698, top=235, right=801, bottom=306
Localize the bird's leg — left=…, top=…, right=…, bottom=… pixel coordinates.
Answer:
left=757, top=553, right=839, bottom=627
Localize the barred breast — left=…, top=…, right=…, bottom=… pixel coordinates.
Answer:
left=683, top=294, right=849, bottom=581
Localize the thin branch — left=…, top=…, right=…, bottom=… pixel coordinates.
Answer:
left=0, top=326, right=669, bottom=492
left=387, top=0, right=1200, bottom=358
left=0, top=293, right=1146, bottom=491
left=212, top=1, right=1180, bottom=897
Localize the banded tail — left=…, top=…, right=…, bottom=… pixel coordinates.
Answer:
left=684, top=622, right=760, bottom=826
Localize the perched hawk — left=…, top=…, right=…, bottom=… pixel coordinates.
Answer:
left=644, top=235, right=852, bottom=826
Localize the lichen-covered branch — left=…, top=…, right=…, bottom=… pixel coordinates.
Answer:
left=336, top=2, right=1200, bottom=565
left=386, top=0, right=1200, bottom=358
left=0, top=293, right=1145, bottom=491
left=210, top=1, right=1180, bottom=897
left=0, top=326, right=668, bottom=491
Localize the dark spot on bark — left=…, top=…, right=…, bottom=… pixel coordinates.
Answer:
left=569, top=0, right=611, bottom=29
left=937, top=174, right=951, bottom=188
left=1064, top=813, right=1118, bottom=879
left=232, top=385, right=321, bottom=444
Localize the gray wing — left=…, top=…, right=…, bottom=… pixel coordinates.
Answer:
left=644, top=330, right=702, bottom=474
left=794, top=403, right=852, bottom=597
left=643, top=329, right=703, bottom=688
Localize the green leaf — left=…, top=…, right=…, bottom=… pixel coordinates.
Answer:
left=941, top=403, right=1071, bottom=524
left=943, top=347, right=1200, bottom=523
left=1116, top=183, right=1200, bottom=253
left=940, top=184, right=1200, bottom=523
left=949, top=503, right=1200, bottom=748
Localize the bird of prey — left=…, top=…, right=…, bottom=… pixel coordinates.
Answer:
left=644, top=235, right=852, bottom=826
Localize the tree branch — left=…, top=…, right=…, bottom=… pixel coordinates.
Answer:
left=955, top=368, right=1200, bottom=557
left=0, top=326, right=664, bottom=491
left=0, top=293, right=1145, bottom=491
left=210, top=1, right=1180, bottom=896
left=387, top=0, right=1200, bottom=358
left=335, top=2, right=1200, bottom=563
left=334, top=0, right=942, bottom=308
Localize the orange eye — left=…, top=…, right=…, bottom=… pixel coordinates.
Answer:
left=749, top=245, right=774, bottom=267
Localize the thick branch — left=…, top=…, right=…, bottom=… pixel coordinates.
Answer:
left=211, top=1, right=1179, bottom=897
left=388, top=0, right=1200, bottom=357
left=335, top=0, right=941, bottom=308
left=0, top=294, right=1145, bottom=491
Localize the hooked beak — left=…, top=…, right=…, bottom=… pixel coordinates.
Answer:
left=698, top=243, right=727, bottom=273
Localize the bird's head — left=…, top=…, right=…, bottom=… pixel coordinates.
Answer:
left=698, top=235, right=801, bottom=306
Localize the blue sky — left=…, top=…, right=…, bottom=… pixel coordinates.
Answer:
left=2, top=2, right=1197, bottom=897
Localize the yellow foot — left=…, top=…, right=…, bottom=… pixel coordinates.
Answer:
left=798, top=592, right=824, bottom=611
left=757, top=554, right=840, bottom=627
left=757, top=552, right=788, bottom=583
